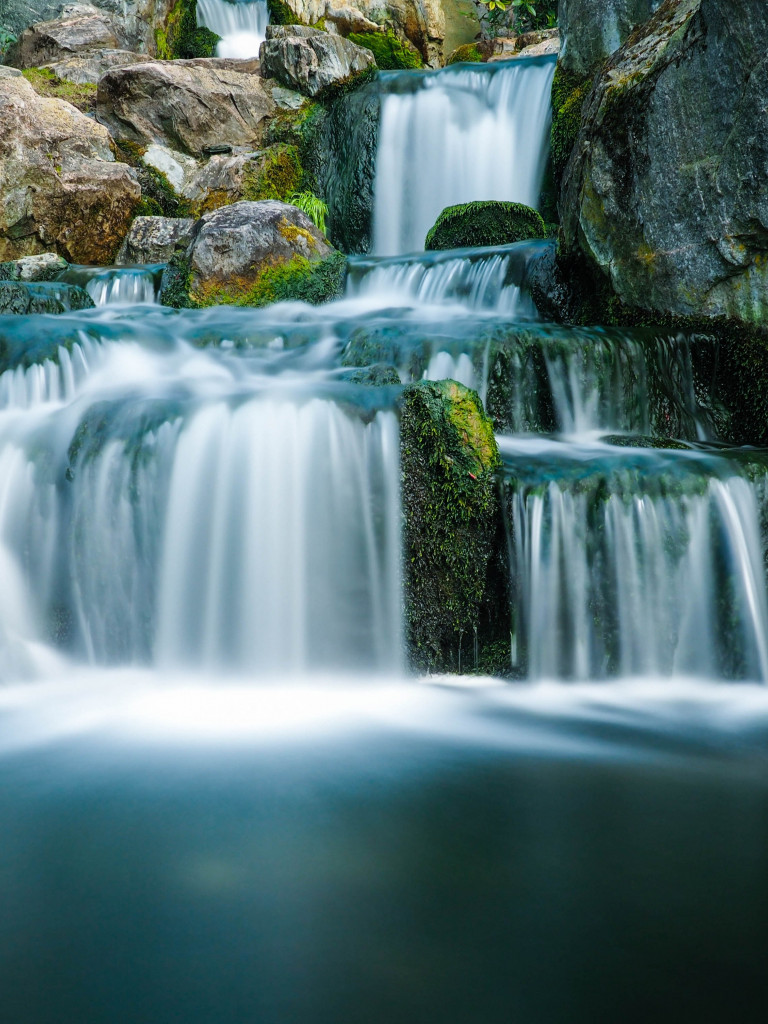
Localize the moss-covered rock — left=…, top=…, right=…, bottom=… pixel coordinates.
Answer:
left=347, top=29, right=423, bottom=70
left=550, top=62, right=590, bottom=190
left=21, top=66, right=97, bottom=113
left=155, top=0, right=218, bottom=59
left=242, top=144, right=303, bottom=202
left=425, top=201, right=546, bottom=251
left=266, top=0, right=301, bottom=26
left=400, top=379, right=508, bottom=674
left=0, top=281, right=94, bottom=314
left=445, top=42, right=490, bottom=65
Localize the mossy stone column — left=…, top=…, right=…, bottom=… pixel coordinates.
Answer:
left=400, top=379, right=507, bottom=674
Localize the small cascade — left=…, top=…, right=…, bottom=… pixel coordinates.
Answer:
left=196, top=0, right=269, bottom=58
left=500, top=438, right=768, bottom=682
left=345, top=242, right=543, bottom=317
left=372, top=57, right=556, bottom=255
left=58, top=266, right=161, bottom=306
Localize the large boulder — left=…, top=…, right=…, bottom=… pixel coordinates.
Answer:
left=558, top=0, right=663, bottom=74
left=0, top=253, right=68, bottom=281
left=1, top=0, right=176, bottom=56
left=6, top=4, right=125, bottom=67
left=259, top=25, right=375, bottom=99
left=97, top=59, right=276, bottom=157
left=0, top=75, right=140, bottom=263
left=116, top=216, right=195, bottom=264
left=41, top=48, right=154, bottom=85
left=561, top=0, right=768, bottom=325
left=160, top=199, right=346, bottom=307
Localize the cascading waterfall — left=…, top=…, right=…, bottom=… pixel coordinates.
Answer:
left=58, top=266, right=162, bottom=306
left=372, top=57, right=556, bottom=255
left=196, top=0, right=269, bottom=58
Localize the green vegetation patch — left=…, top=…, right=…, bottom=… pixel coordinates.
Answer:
left=21, top=67, right=97, bottom=113
left=156, top=0, right=219, bottom=59
left=425, top=201, right=546, bottom=251
left=445, top=43, right=486, bottom=65
left=400, top=379, right=507, bottom=674
left=348, top=29, right=423, bottom=70
left=266, top=0, right=300, bottom=25
left=551, top=63, right=592, bottom=187
left=242, top=144, right=303, bottom=202
left=187, top=250, right=346, bottom=309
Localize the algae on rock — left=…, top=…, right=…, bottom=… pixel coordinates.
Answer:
left=425, top=201, right=546, bottom=251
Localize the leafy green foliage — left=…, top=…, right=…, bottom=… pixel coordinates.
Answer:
left=478, top=0, right=557, bottom=35
left=425, top=201, right=546, bottom=251
left=347, top=29, right=423, bottom=70
left=288, top=191, right=329, bottom=234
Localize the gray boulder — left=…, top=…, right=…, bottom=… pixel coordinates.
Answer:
left=0, top=281, right=94, bottom=314
left=7, top=4, right=124, bottom=68
left=259, top=25, right=375, bottom=99
left=0, top=253, right=68, bottom=281
left=161, top=200, right=346, bottom=308
left=116, top=216, right=195, bottom=265
left=43, top=48, right=153, bottom=85
left=561, top=0, right=768, bottom=325
left=559, top=0, right=662, bottom=74
left=97, top=59, right=276, bottom=158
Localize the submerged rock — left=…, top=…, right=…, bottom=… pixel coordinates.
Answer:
left=561, top=0, right=768, bottom=325
left=425, top=201, right=546, bottom=251
left=0, top=281, right=95, bottom=314
left=400, top=379, right=508, bottom=675
left=160, top=199, right=346, bottom=308
left=259, top=25, right=375, bottom=99
left=97, top=59, right=276, bottom=158
left=0, top=75, right=140, bottom=264
left=116, top=216, right=195, bottom=265
left=0, top=253, right=69, bottom=281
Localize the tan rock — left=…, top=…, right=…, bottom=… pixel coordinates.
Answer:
left=0, top=75, right=140, bottom=264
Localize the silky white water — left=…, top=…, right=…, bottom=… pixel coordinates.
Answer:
left=372, top=58, right=556, bottom=255
left=196, top=0, right=269, bottom=58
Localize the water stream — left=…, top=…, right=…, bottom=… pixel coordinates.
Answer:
left=196, top=0, right=269, bottom=58
left=1, top=55, right=767, bottom=1022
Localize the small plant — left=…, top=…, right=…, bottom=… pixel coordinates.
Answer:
left=288, top=191, right=329, bottom=235
left=0, top=27, right=16, bottom=56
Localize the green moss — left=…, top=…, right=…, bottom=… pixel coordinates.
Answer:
left=400, top=379, right=509, bottom=674
left=264, top=102, right=327, bottom=195
left=551, top=63, right=591, bottom=188
left=242, top=144, right=303, bottom=202
left=114, top=141, right=191, bottom=219
left=425, top=201, right=546, bottom=251
left=267, top=0, right=300, bottom=25
left=191, top=250, right=347, bottom=308
left=156, top=0, right=219, bottom=59
left=21, top=67, right=97, bottom=113
left=445, top=43, right=485, bottom=65
left=158, top=251, right=195, bottom=308
left=348, top=29, right=423, bottom=70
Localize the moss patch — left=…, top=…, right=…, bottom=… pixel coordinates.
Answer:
left=267, top=0, right=300, bottom=25
left=22, top=67, right=97, bottom=113
left=551, top=63, right=591, bottom=189
left=156, top=0, right=219, bottom=59
left=400, top=379, right=508, bottom=674
left=425, top=201, right=546, bottom=251
left=189, top=250, right=346, bottom=308
left=242, top=144, right=303, bottom=202
left=348, top=29, right=423, bottom=70
left=446, top=42, right=490, bottom=65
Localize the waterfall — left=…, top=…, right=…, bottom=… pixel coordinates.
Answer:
left=371, top=57, right=556, bottom=255
left=57, top=266, right=161, bottom=306
left=196, top=0, right=269, bottom=58
left=501, top=438, right=768, bottom=682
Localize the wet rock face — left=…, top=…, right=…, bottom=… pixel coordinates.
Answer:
left=559, top=0, right=663, bottom=74
left=97, top=59, right=276, bottom=157
left=561, top=0, right=768, bottom=325
left=259, top=25, right=375, bottom=99
left=0, top=75, right=140, bottom=264
left=7, top=4, right=124, bottom=67
left=0, top=281, right=94, bottom=314
left=0, top=253, right=68, bottom=281
left=116, top=216, right=195, bottom=265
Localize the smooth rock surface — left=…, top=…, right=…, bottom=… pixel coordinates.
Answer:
left=97, top=59, right=275, bottom=157
left=116, top=216, right=195, bottom=264
left=559, top=0, right=662, bottom=73
left=259, top=25, right=375, bottom=99
left=561, top=0, right=768, bottom=324
left=42, top=48, right=153, bottom=84
left=0, top=75, right=140, bottom=263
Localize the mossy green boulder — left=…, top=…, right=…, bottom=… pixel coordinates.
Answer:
left=400, top=379, right=508, bottom=674
left=347, top=30, right=423, bottom=70
left=425, top=201, right=546, bottom=251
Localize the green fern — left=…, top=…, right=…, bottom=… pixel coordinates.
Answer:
left=288, top=191, right=329, bottom=235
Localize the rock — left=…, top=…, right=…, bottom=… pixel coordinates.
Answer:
left=0, top=281, right=95, bottom=314
left=425, top=201, right=546, bottom=251
left=7, top=5, right=124, bottom=68
left=0, top=67, right=23, bottom=79
left=1, top=0, right=176, bottom=56
left=274, top=0, right=451, bottom=66
left=559, top=0, right=663, bottom=74
left=259, top=25, right=375, bottom=99
left=561, top=0, right=768, bottom=325
left=97, top=59, right=276, bottom=157
left=160, top=199, right=346, bottom=307
left=42, top=48, right=154, bottom=85
left=116, top=216, right=195, bottom=264
left=142, top=143, right=201, bottom=194
left=0, top=253, right=69, bottom=281
left=399, top=379, right=506, bottom=674
left=0, top=75, right=140, bottom=264
left=346, top=29, right=423, bottom=69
